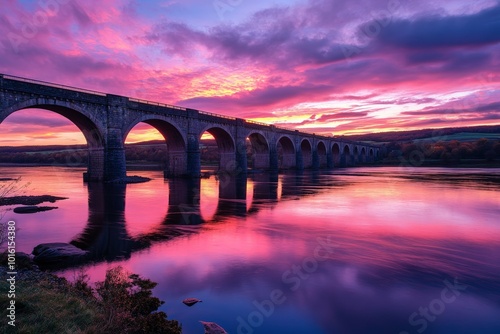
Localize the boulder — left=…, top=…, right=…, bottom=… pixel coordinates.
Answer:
left=183, top=298, right=202, bottom=306
left=200, top=321, right=228, bottom=334
left=32, top=243, right=89, bottom=267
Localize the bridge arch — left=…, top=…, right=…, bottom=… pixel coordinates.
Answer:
left=276, top=135, right=296, bottom=169
left=0, top=99, right=106, bottom=181
left=199, top=126, right=235, bottom=172
left=124, top=116, right=187, bottom=177
left=317, top=141, right=327, bottom=168
left=300, top=138, right=313, bottom=169
left=361, top=147, right=366, bottom=163
left=332, top=143, right=341, bottom=167
left=247, top=131, right=270, bottom=170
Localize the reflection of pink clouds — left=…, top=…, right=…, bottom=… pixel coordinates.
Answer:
left=125, top=174, right=170, bottom=237
left=199, top=178, right=218, bottom=221
left=272, top=176, right=500, bottom=242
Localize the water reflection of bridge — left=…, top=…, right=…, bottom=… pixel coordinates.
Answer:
left=71, top=172, right=331, bottom=263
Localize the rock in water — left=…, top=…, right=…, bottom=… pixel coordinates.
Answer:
left=183, top=298, right=202, bottom=306
left=32, top=243, right=88, bottom=267
left=13, top=206, right=58, bottom=214
left=200, top=321, right=228, bottom=334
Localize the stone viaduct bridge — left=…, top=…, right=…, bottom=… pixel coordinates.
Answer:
left=0, top=74, right=380, bottom=182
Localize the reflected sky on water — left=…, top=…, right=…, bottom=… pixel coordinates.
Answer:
left=1, top=166, right=499, bottom=334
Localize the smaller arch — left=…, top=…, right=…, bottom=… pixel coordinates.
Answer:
left=123, top=115, right=186, bottom=149
left=123, top=117, right=187, bottom=177
left=204, top=127, right=235, bottom=153
left=370, top=148, right=374, bottom=156
left=341, top=145, right=351, bottom=167
left=300, top=138, right=313, bottom=169
left=277, top=135, right=296, bottom=169
left=317, top=141, right=327, bottom=168
left=201, top=126, right=236, bottom=172
left=332, top=143, right=341, bottom=167
left=247, top=132, right=270, bottom=170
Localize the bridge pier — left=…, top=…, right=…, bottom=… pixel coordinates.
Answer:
left=269, top=147, right=279, bottom=171
left=84, top=147, right=105, bottom=181
left=339, top=154, right=347, bottom=167
left=312, top=150, right=320, bottom=170
left=327, top=153, right=334, bottom=169
left=186, top=133, right=201, bottom=178
left=235, top=121, right=248, bottom=175
left=103, top=128, right=127, bottom=182
left=296, top=149, right=304, bottom=170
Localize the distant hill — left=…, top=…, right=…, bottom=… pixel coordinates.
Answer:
left=343, top=125, right=500, bottom=143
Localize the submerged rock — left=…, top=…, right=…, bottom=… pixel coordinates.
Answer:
left=13, top=206, right=58, bottom=214
left=32, top=243, right=89, bottom=267
left=200, top=321, right=228, bottom=334
left=106, top=175, right=152, bottom=184
left=0, top=195, right=67, bottom=206
left=183, top=298, right=202, bottom=306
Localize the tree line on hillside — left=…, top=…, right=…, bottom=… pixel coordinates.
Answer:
left=383, top=138, right=500, bottom=164
left=345, top=125, right=500, bottom=142
left=0, top=143, right=247, bottom=165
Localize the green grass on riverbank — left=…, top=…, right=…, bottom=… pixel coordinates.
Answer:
left=0, top=277, right=99, bottom=333
left=0, top=264, right=182, bottom=334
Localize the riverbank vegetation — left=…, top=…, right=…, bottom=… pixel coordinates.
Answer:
left=379, top=138, right=500, bottom=166
left=0, top=259, right=182, bottom=334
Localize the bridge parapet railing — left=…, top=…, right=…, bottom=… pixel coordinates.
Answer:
left=274, top=125, right=298, bottom=133
left=129, top=97, right=186, bottom=111
left=198, top=110, right=236, bottom=121
left=3, top=74, right=107, bottom=97
left=246, top=119, right=271, bottom=127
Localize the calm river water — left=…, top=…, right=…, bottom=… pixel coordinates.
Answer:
left=1, top=166, right=500, bottom=334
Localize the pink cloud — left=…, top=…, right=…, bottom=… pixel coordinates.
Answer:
left=0, top=0, right=499, bottom=144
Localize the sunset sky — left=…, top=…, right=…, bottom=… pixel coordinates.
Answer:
left=0, top=0, right=499, bottom=145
